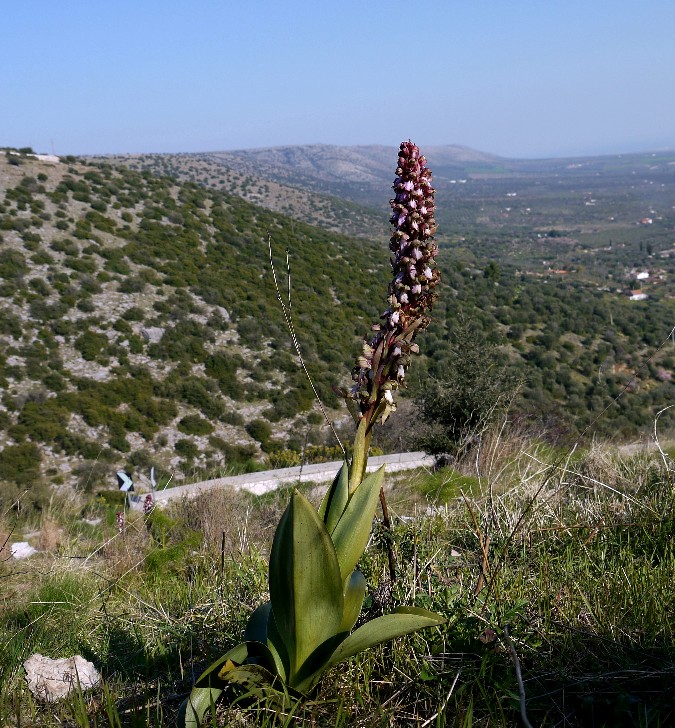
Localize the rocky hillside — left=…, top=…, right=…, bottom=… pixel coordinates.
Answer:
left=1, top=148, right=673, bottom=502
left=95, top=152, right=387, bottom=240
left=0, top=151, right=389, bottom=494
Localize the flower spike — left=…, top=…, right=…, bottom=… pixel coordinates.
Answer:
left=349, top=141, right=440, bottom=428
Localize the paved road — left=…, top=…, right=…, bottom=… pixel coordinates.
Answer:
left=130, top=451, right=434, bottom=509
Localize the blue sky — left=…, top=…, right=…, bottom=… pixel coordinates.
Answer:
left=2, top=1, right=674, bottom=158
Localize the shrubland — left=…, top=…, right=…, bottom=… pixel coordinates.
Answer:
left=0, top=152, right=673, bottom=497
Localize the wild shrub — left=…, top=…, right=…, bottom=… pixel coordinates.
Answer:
left=175, top=438, right=199, bottom=459
left=178, top=414, right=214, bottom=436
left=0, top=250, right=28, bottom=278
left=74, top=330, right=110, bottom=361
left=11, top=399, right=69, bottom=443
left=414, top=318, right=521, bottom=461
left=50, top=237, right=79, bottom=256
left=245, top=418, right=272, bottom=448
left=0, top=442, right=42, bottom=487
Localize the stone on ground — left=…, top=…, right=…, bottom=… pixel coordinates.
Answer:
left=23, top=654, right=101, bottom=702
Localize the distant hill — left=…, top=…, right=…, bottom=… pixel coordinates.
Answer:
left=96, top=144, right=504, bottom=223
left=95, top=151, right=388, bottom=240
left=99, top=145, right=675, bottom=262
left=208, top=143, right=503, bottom=209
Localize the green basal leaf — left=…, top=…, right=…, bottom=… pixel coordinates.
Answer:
left=177, top=642, right=248, bottom=727
left=244, top=601, right=271, bottom=644
left=268, top=489, right=344, bottom=686
left=290, top=632, right=347, bottom=695
left=318, top=462, right=349, bottom=534
left=219, top=661, right=283, bottom=702
left=243, top=639, right=281, bottom=676
left=325, top=607, right=446, bottom=670
left=331, top=466, right=385, bottom=581
left=341, top=570, right=367, bottom=633
left=266, top=615, right=288, bottom=684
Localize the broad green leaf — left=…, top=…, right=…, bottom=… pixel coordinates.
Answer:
left=177, top=642, right=248, bottom=727
left=318, top=462, right=349, bottom=534
left=268, top=489, right=344, bottom=686
left=266, top=637, right=286, bottom=681
left=244, top=601, right=271, bottom=644
left=348, top=418, right=369, bottom=494
left=266, top=608, right=289, bottom=683
left=331, top=466, right=385, bottom=581
left=325, top=607, right=446, bottom=670
left=218, top=661, right=284, bottom=703
left=341, top=570, right=366, bottom=632
left=291, top=632, right=348, bottom=695
left=243, top=639, right=281, bottom=676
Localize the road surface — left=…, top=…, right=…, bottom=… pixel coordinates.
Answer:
left=129, top=451, right=434, bottom=509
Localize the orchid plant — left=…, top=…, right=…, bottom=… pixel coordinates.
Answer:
left=179, top=141, right=443, bottom=725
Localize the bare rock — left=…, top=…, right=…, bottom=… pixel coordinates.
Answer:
left=10, top=542, right=38, bottom=560
left=140, top=326, right=165, bottom=343
left=23, top=654, right=100, bottom=702
left=214, top=306, right=231, bottom=323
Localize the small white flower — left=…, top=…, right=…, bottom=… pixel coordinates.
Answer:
left=412, top=283, right=422, bottom=294
left=384, top=390, right=394, bottom=404
left=397, top=365, right=405, bottom=378
left=389, top=310, right=400, bottom=325
left=423, top=266, right=433, bottom=280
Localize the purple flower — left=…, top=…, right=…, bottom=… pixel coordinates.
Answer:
left=349, top=141, right=439, bottom=424
left=143, top=494, right=155, bottom=514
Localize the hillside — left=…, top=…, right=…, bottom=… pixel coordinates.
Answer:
left=101, top=145, right=675, bottom=295
left=0, top=148, right=673, bottom=502
left=95, top=151, right=387, bottom=240
left=0, top=151, right=390, bottom=495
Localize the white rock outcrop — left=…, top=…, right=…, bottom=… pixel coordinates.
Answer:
left=23, top=654, right=101, bottom=702
left=10, top=542, right=38, bottom=559
left=140, top=327, right=165, bottom=343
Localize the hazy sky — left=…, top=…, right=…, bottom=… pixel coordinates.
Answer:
left=2, top=1, right=674, bottom=158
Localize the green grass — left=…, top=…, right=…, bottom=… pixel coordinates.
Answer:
left=1, top=439, right=674, bottom=726
left=413, top=466, right=481, bottom=504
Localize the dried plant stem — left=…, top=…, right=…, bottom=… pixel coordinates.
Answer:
left=654, top=404, right=675, bottom=472
left=267, top=235, right=346, bottom=458
left=503, top=625, right=533, bottom=728
left=420, top=669, right=461, bottom=727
